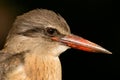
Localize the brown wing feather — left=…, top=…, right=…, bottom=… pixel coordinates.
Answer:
left=0, top=51, right=25, bottom=80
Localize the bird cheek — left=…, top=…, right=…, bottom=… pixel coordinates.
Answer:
left=50, top=45, right=70, bottom=56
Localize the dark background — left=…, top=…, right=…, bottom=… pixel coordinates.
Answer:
left=0, top=0, right=118, bottom=79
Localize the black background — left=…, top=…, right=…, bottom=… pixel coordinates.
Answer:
left=0, top=0, right=119, bottom=79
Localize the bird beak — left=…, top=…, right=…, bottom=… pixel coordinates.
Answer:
left=52, top=34, right=112, bottom=54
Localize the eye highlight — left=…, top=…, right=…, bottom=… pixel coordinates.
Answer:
left=45, top=27, right=58, bottom=37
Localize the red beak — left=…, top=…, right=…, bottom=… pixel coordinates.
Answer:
left=52, top=34, right=112, bottom=54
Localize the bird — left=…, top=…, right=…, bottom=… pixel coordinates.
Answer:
left=0, top=9, right=112, bottom=80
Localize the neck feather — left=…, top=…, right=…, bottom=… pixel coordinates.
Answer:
left=24, top=53, right=62, bottom=80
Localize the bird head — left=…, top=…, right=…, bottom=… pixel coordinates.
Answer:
left=4, top=9, right=112, bottom=56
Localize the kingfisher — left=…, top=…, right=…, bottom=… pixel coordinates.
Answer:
left=0, top=9, right=112, bottom=80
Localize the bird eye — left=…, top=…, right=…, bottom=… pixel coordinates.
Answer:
left=46, top=27, right=57, bottom=36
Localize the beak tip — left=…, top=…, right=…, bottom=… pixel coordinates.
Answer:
left=104, top=50, right=112, bottom=54
left=99, top=48, right=112, bottom=54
